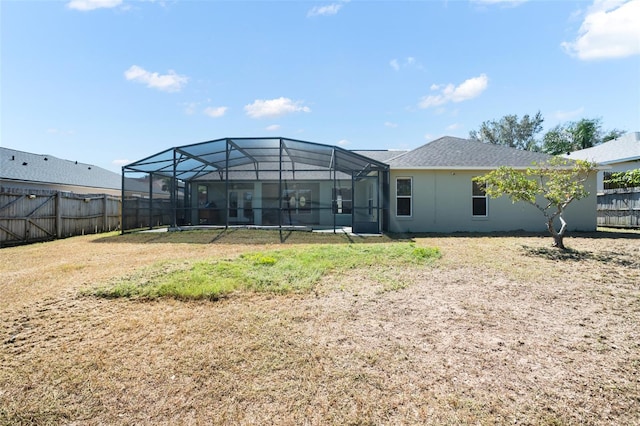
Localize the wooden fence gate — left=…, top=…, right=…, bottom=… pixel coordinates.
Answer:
left=597, top=188, right=640, bottom=228
left=0, top=189, right=121, bottom=247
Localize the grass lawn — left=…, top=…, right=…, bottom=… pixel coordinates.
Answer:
left=1, top=228, right=639, bottom=425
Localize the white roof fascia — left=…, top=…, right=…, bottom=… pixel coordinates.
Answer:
left=599, top=156, right=640, bottom=165
left=389, top=164, right=608, bottom=171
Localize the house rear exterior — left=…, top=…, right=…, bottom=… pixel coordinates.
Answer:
left=387, top=137, right=596, bottom=233
left=121, top=136, right=597, bottom=234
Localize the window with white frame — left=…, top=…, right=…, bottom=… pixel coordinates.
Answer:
left=472, top=180, right=487, bottom=217
left=332, top=187, right=352, bottom=214
left=396, top=177, right=412, bottom=217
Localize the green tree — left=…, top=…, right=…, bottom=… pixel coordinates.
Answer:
left=469, top=111, right=544, bottom=151
left=571, top=118, right=601, bottom=150
left=542, top=118, right=626, bottom=155
left=474, top=158, right=596, bottom=250
left=541, top=124, right=573, bottom=155
left=602, top=129, right=626, bottom=143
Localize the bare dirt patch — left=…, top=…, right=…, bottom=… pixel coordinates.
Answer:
left=1, top=229, right=639, bottom=425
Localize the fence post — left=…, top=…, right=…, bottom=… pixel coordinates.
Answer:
left=103, top=194, right=108, bottom=232
left=56, top=191, right=63, bottom=238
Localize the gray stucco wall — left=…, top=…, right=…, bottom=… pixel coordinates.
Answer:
left=388, top=169, right=597, bottom=233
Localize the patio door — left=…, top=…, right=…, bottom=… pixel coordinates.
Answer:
left=352, top=174, right=380, bottom=234
left=228, top=189, right=253, bottom=224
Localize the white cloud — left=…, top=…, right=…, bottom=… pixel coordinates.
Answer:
left=307, top=3, right=343, bottom=17
left=384, top=121, right=398, bottom=128
left=553, top=107, right=585, bottom=121
left=183, top=102, right=198, bottom=115
left=244, top=97, right=311, bottom=119
left=419, top=73, right=489, bottom=108
left=562, top=0, right=640, bottom=60
left=47, top=128, right=75, bottom=134
left=112, top=159, right=131, bottom=167
left=266, top=124, right=281, bottom=131
left=124, top=65, right=188, bottom=92
left=390, top=57, right=420, bottom=71
left=67, top=0, right=122, bottom=11
left=203, top=106, right=228, bottom=118
left=471, top=0, right=528, bottom=6
left=337, top=139, right=350, bottom=146
left=446, top=123, right=461, bottom=131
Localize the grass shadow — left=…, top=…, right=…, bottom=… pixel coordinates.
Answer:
left=522, top=245, right=639, bottom=269
left=92, top=228, right=409, bottom=246
left=90, top=227, right=638, bottom=246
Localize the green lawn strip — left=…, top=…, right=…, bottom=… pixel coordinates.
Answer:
left=91, top=243, right=440, bottom=301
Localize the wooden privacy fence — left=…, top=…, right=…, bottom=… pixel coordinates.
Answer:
left=0, top=188, right=121, bottom=247
left=597, top=187, right=640, bottom=228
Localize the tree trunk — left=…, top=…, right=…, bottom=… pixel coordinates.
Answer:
left=551, top=233, right=565, bottom=249
left=546, top=216, right=567, bottom=250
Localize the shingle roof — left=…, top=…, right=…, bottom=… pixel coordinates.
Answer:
left=387, top=136, right=555, bottom=169
left=565, top=132, right=640, bottom=164
left=352, top=149, right=409, bottom=163
left=1, top=147, right=121, bottom=190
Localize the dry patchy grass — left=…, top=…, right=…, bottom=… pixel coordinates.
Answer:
left=1, top=228, right=639, bottom=425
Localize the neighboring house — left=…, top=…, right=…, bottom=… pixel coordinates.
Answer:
left=1, top=147, right=122, bottom=196
left=565, top=132, right=640, bottom=192
left=122, top=136, right=597, bottom=234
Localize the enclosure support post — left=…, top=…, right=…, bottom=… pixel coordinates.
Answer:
left=382, top=170, right=389, bottom=233
left=148, top=172, right=154, bottom=230
left=351, top=172, right=355, bottom=234
left=225, top=139, right=230, bottom=230
left=278, top=138, right=283, bottom=233
left=172, top=150, right=178, bottom=229
left=332, top=150, right=336, bottom=234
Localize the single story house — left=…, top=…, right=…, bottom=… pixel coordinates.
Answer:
left=122, top=136, right=597, bottom=234
left=1, top=147, right=123, bottom=196
left=565, top=132, right=640, bottom=192
left=0, top=147, right=167, bottom=198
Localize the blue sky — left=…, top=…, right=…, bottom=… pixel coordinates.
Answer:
left=2, top=0, right=639, bottom=173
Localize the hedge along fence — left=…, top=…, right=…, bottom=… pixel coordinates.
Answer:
left=0, top=188, right=121, bottom=248
left=597, top=187, right=640, bottom=229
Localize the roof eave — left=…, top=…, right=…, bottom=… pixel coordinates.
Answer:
left=389, top=165, right=608, bottom=171
left=599, top=156, right=640, bottom=165
left=389, top=166, right=535, bottom=171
